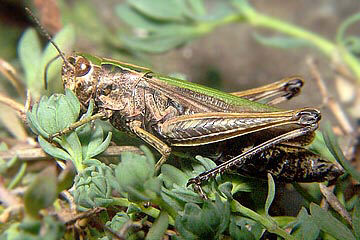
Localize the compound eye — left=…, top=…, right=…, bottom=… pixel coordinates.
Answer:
left=75, top=57, right=91, bottom=77
left=68, top=56, right=76, bottom=65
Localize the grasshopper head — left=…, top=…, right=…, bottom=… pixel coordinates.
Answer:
left=62, top=55, right=98, bottom=106
left=308, top=158, right=344, bottom=182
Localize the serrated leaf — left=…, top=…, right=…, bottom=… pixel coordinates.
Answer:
left=292, top=207, right=319, bottom=240
left=161, top=164, right=188, bottom=186
left=24, top=166, right=58, bottom=218
left=145, top=211, right=168, bottom=240
left=253, top=32, right=311, bottom=49
left=38, top=136, right=71, bottom=161
left=264, top=173, right=275, bottom=216
left=310, top=203, right=355, bottom=240
left=128, top=0, right=186, bottom=21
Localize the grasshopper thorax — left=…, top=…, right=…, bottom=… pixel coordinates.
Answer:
left=62, top=55, right=98, bottom=106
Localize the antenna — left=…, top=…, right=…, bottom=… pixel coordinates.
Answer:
left=44, top=55, right=61, bottom=89
left=24, top=8, right=74, bottom=72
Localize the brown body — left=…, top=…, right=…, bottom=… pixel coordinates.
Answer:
left=61, top=53, right=343, bottom=184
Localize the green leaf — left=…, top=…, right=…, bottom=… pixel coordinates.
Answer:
left=307, top=131, right=336, bottom=163
left=352, top=201, right=360, bottom=239
left=264, top=173, right=275, bottom=216
left=218, top=182, right=233, bottom=200
left=253, top=32, right=311, bottom=49
left=194, top=155, right=217, bottom=171
left=38, top=136, right=71, bottom=161
left=27, top=105, right=49, bottom=137
left=160, top=189, right=184, bottom=212
left=128, top=0, right=186, bottom=21
left=59, top=131, right=83, bottom=171
left=310, top=203, right=355, bottom=240
left=323, top=122, right=360, bottom=182
left=55, top=93, right=79, bottom=130
left=140, top=145, right=156, bottom=167
left=145, top=211, right=168, bottom=240
left=178, top=203, right=212, bottom=238
left=226, top=174, right=259, bottom=195
left=40, top=25, right=75, bottom=92
left=64, top=88, right=81, bottom=117
left=229, top=217, right=255, bottom=240
left=88, top=131, right=112, bottom=159
left=115, top=151, right=157, bottom=201
left=37, top=95, right=58, bottom=134
left=187, top=0, right=206, bottom=16
left=57, top=163, right=76, bottom=192
left=116, top=4, right=165, bottom=31
left=24, top=166, right=58, bottom=218
left=118, top=30, right=195, bottom=53
left=18, top=28, right=42, bottom=93
left=162, top=185, right=203, bottom=203
left=106, top=211, right=132, bottom=239
left=175, top=196, right=230, bottom=239
left=292, top=207, right=319, bottom=240
left=161, top=164, right=188, bottom=187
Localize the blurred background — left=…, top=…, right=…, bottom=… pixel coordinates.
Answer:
left=0, top=0, right=360, bottom=235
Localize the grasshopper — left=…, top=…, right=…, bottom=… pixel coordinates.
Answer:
left=27, top=9, right=343, bottom=195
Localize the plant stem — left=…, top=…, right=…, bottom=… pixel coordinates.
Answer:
left=112, top=197, right=175, bottom=226
left=8, top=162, right=27, bottom=189
left=231, top=200, right=296, bottom=240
